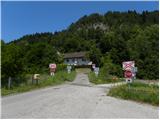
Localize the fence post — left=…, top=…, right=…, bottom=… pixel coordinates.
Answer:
left=8, top=77, right=11, bottom=89
left=36, top=79, right=38, bottom=85
left=32, top=74, right=35, bottom=84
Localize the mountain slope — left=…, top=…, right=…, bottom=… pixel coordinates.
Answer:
left=2, top=10, right=159, bottom=80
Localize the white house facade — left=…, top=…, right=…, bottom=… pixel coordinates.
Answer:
left=64, top=52, right=92, bottom=66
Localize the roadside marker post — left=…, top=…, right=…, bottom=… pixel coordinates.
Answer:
left=92, top=64, right=96, bottom=71
left=94, top=67, right=99, bottom=77
left=50, top=68, right=55, bottom=76
left=8, top=77, right=11, bottom=89
left=67, top=65, right=72, bottom=74
left=128, top=81, right=131, bottom=90
left=131, top=67, right=138, bottom=80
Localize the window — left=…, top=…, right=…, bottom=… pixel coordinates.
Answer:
left=66, top=59, right=69, bottom=62
left=72, top=58, right=75, bottom=62
left=82, top=58, right=86, bottom=61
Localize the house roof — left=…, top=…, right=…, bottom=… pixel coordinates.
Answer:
left=64, top=52, right=87, bottom=59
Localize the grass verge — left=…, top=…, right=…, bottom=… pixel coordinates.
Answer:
left=88, top=72, right=123, bottom=84
left=76, top=68, right=91, bottom=74
left=1, top=71, right=76, bottom=96
left=108, top=82, right=159, bottom=106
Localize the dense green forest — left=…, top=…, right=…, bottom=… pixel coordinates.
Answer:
left=1, top=10, right=159, bottom=86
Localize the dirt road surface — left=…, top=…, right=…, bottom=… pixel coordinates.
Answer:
left=1, top=73, right=159, bottom=118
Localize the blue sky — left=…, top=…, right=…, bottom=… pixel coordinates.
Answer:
left=1, top=1, right=159, bottom=43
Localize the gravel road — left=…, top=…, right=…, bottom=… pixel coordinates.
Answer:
left=1, top=73, right=159, bottom=118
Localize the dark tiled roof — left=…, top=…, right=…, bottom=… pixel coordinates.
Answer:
left=64, top=52, right=87, bottom=59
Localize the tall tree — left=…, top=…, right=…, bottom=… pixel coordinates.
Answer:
left=1, top=43, right=24, bottom=86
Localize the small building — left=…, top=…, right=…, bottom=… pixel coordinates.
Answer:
left=64, top=52, right=92, bottom=66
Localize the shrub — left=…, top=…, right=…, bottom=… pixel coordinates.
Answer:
left=56, top=64, right=67, bottom=72
left=88, top=70, right=122, bottom=84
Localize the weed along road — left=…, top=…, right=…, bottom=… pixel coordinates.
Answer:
left=2, top=72, right=158, bottom=119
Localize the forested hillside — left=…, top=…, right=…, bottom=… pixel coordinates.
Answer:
left=1, top=10, right=159, bottom=86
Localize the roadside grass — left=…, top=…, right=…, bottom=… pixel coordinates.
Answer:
left=1, top=71, right=76, bottom=96
left=88, top=72, right=123, bottom=84
left=76, top=68, right=91, bottom=74
left=108, top=82, right=159, bottom=106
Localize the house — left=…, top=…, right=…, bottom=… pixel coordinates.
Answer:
left=64, top=52, right=92, bottom=66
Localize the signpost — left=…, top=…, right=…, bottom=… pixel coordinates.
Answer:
left=74, top=60, right=77, bottom=66
left=8, top=77, right=11, bottom=89
left=131, top=67, right=138, bottom=79
left=49, top=63, right=56, bottom=76
left=94, top=67, right=99, bottom=77
left=122, top=61, right=136, bottom=84
left=123, top=61, right=139, bottom=90
left=92, top=64, right=96, bottom=71
left=67, top=65, right=72, bottom=74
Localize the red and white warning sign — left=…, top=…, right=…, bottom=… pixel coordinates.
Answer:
left=49, top=63, right=56, bottom=76
left=49, top=63, right=56, bottom=69
left=122, top=61, right=135, bottom=70
left=124, top=70, right=132, bottom=78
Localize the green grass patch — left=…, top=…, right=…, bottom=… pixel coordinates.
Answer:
left=76, top=68, right=91, bottom=74
left=88, top=71, right=123, bottom=84
left=1, top=71, right=76, bottom=96
left=108, top=82, right=159, bottom=106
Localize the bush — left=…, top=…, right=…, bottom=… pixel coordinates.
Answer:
left=88, top=70, right=123, bottom=84
left=101, top=55, right=123, bottom=78
left=56, top=64, right=67, bottom=72
left=1, top=43, right=25, bottom=87
left=88, top=55, right=123, bottom=84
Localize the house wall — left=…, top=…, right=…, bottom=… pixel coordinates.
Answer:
left=64, top=57, right=90, bottom=65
